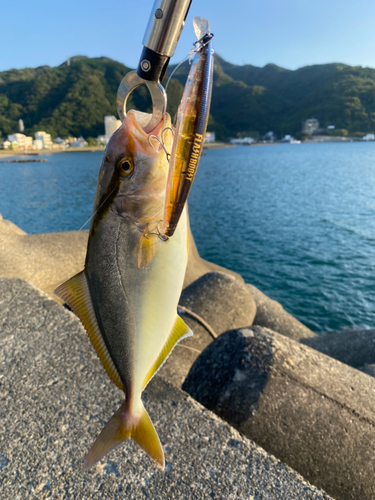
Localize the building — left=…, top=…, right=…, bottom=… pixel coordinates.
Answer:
left=204, top=131, right=216, bottom=143
left=281, top=135, right=301, bottom=144
left=302, top=118, right=320, bottom=135
left=33, top=139, right=43, bottom=150
left=8, top=133, right=33, bottom=149
left=363, top=134, right=375, bottom=141
left=1, top=140, right=11, bottom=149
left=104, top=116, right=122, bottom=140
left=263, top=131, right=276, bottom=142
left=230, top=137, right=255, bottom=145
left=97, top=135, right=107, bottom=145
left=35, top=131, right=52, bottom=149
left=72, top=137, right=88, bottom=147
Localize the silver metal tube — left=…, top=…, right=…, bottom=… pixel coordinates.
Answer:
left=142, top=0, right=192, bottom=57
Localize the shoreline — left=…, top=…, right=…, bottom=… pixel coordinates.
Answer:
left=1, top=138, right=370, bottom=159
left=0, top=147, right=106, bottom=158
left=0, top=143, right=236, bottom=158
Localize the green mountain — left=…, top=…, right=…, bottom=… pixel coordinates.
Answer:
left=1, top=54, right=375, bottom=141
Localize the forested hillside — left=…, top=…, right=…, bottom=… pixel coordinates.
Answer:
left=1, top=54, right=375, bottom=140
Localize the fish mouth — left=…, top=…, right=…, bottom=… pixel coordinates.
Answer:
left=126, top=110, right=172, bottom=157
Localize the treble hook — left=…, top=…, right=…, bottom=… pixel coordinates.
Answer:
left=144, top=221, right=169, bottom=242
left=148, top=131, right=171, bottom=160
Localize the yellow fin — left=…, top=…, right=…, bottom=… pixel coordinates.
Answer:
left=143, top=315, right=193, bottom=389
left=54, top=271, right=124, bottom=391
left=138, top=233, right=159, bottom=269
left=83, top=399, right=164, bottom=470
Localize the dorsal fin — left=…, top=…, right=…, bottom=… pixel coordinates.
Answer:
left=54, top=271, right=124, bottom=391
left=142, top=315, right=193, bottom=389
left=138, top=232, right=159, bottom=269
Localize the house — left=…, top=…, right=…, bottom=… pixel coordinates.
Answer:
left=8, top=133, right=33, bottom=149
left=363, top=134, right=375, bottom=141
left=302, top=119, right=320, bottom=135
left=33, top=139, right=43, bottom=150
left=35, top=131, right=52, bottom=149
left=204, top=131, right=216, bottom=143
left=97, top=135, right=107, bottom=145
left=72, top=137, right=88, bottom=148
left=230, top=137, right=255, bottom=145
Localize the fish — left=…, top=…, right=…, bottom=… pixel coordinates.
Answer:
left=163, top=17, right=214, bottom=237
left=54, top=109, right=192, bottom=470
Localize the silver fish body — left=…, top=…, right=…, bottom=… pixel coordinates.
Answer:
left=55, top=110, right=191, bottom=469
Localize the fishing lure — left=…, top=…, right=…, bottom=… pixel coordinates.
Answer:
left=163, top=17, right=214, bottom=237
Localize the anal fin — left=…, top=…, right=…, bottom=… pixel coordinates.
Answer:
left=54, top=271, right=124, bottom=391
left=143, top=315, right=193, bottom=389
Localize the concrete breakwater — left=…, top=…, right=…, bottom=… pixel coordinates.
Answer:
left=0, top=213, right=374, bottom=499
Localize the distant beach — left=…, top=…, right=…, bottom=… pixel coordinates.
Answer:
left=0, top=147, right=106, bottom=158
left=0, top=142, right=237, bottom=158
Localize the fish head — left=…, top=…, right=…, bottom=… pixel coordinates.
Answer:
left=93, top=110, right=172, bottom=227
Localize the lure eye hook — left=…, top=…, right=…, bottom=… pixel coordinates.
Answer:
left=194, top=32, right=214, bottom=51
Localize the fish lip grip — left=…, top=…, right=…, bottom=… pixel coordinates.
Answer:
left=116, top=0, right=192, bottom=133
left=116, top=72, right=167, bottom=134
left=137, top=0, right=192, bottom=83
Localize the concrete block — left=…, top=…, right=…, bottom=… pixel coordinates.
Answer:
left=160, top=272, right=257, bottom=387
left=0, top=279, right=331, bottom=500
left=183, top=326, right=375, bottom=500
left=247, top=284, right=317, bottom=340
left=302, top=328, right=375, bottom=368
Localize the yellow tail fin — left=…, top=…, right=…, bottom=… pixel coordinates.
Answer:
left=83, top=400, right=164, bottom=470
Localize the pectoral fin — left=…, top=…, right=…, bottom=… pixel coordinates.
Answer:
left=143, top=315, right=193, bottom=389
left=138, top=233, right=159, bottom=269
left=54, top=271, right=124, bottom=391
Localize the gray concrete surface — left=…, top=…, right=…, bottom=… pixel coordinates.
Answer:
left=159, top=313, right=214, bottom=388
left=246, top=284, right=317, bottom=340
left=0, top=212, right=242, bottom=303
left=0, top=213, right=87, bottom=301
left=183, top=326, right=375, bottom=500
left=0, top=278, right=332, bottom=499
left=160, top=272, right=256, bottom=387
left=302, top=328, right=375, bottom=368
left=181, top=272, right=256, bottom=333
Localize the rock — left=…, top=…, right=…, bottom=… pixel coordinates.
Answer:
left=0, top=213, right=87, bottom=301
left=0, top=278, right=331, bottom=500
left=183, top=326, right=375, bottom=500
left=0, top=213, right=242, bottom=301
left=301, top=328, right=375, bottom=368
left=159, top=315, right=212, bottom=388
left=358, top=363, right=375, bottom=377
left=181, top=272, right=256, bottom=335
left=246, top=283, right=317, bottom=340
left=160, top=272, right=257, bottom=387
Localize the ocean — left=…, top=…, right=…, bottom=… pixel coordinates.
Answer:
left=1, top=142, right=374, bottom=333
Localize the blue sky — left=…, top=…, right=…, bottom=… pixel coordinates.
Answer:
left=1, top=0, right=375, bottom=72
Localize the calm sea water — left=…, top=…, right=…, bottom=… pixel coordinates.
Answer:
left=1, top=143, right=374, bottom=333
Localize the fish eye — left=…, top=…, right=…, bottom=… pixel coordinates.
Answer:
left=117, top=156, right=134, bottom=176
